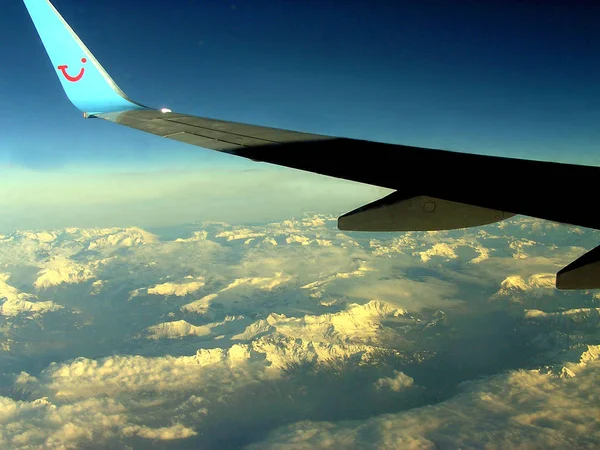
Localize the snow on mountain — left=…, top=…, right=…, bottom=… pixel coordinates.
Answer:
left=269, top=216, right=332, bottom=232
left=300, top=260, right=373, bottom=298
left=147, top=319, right=214, bottom=339
left=578, top=345, right=600, bottom=365
left=82, top=227, right=157, bottom=250
left=285, top=234, right=312, bottom=245
left=181, top=294, right=219, bottom=314
left=230, top=300, right=409, bottom=345
left=232, top=300, right=409, bottom=345
left=508, top=238, right=537, bottom=259
left=370, top=234, right=490, bottom=265
left=1, top=215, right=599, bottom=449
left=215, top=229, right=266, bottom=241
left=209, top=216, right=340, bottom=248
left=300, top=216, right=328, bottom=228
left=4, top=227, right=156, bottom=250
left=251, top=335, right=398, bottom=370
left=222, top=272, right=293, bottom=292
left=174, top=230, right=208, bottom=242
left=417, top=242, right=458, bottom=262
left=180, top=272, right=294, bottom=314
left=147, top=277, right=206, bottom=296
left=494, top=273, right=556, bottom=299
left=0, top=273, right=63, bottom=317
left=33, top=255, right=105, bottom=289
left=230, top=317, right=275, bottom=341
left=146, top=316, right=243, bottom=340
left=0, top=227, right=158, bottom=284
left=10, top=231, right=58, bottom=243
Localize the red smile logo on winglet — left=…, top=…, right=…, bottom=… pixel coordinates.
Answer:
left=57, top=58, right=87, bottom=82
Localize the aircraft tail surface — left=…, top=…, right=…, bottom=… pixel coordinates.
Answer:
left=22, top=0, right=147, bottom=114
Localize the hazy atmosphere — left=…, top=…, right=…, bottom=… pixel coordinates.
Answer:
left=1, top=0, right=599, bottom=448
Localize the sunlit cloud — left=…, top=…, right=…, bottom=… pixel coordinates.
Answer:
left=0, top=216, right=598, bottom=448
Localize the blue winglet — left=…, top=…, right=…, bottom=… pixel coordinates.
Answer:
left=23, top=0, right=148, bottom=114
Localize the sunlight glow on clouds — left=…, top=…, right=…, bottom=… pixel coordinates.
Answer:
left=0, top=215, right=598, bottom=448
left=251, top=360, right=600, bottom=450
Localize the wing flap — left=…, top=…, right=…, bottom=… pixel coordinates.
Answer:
left=338, top=192, right=515, bottom=231
left=556, top=245, right=600, bottom=290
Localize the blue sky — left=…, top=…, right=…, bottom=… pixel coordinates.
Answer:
left=0, top=0, right=598, bottom=231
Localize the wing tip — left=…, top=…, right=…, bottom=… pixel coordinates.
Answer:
left=23, top=0, right=149, bottom=114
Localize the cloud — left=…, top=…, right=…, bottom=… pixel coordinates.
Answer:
left=374, top=371, right=414, bottom=392
left=0, top=394, right=195, bottom=449
left=249, top=360, right=600, bottom=449
left=122, top=423, right=197, bottom=440
left=347, top=278, right=461, bottom=312
left=1, top=216, right=599, bottom=449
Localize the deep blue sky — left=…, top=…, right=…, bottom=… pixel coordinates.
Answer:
left=1, top=0, right=599, bottom=171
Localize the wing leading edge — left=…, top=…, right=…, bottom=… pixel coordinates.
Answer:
left=23, top=0, right=600, bottom=290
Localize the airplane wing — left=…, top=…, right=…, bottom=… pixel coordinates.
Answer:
left=22, top=0, right=600, bottom=290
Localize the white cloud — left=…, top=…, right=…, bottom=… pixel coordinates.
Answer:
left=249, top=360, right=600, bottom=449
left=348, top=278, right=461, bottom=312
left=374, top=371, right=414, bottom=392
left=121, top=423, right=197, bottom=440
left=0, top=394, right=196, bottom=449
left=1, top=216, right=599, bottom=449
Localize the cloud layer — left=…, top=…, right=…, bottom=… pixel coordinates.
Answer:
left=0, top=215, right=598, bottom=448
